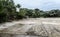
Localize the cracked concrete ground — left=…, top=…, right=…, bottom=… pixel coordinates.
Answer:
left=0, top=18, right=60, bottom=37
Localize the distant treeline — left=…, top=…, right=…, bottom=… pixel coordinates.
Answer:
left=0, top=0, right=60, bottom=23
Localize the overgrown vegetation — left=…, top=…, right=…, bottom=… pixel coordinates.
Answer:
left=0, top=0, right=60, bottom=23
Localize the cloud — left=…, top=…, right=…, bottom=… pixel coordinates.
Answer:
left=14, top=0, right=60, bottom=10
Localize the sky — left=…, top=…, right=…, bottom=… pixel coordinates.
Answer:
left=14, top=0, right=60, bottom=11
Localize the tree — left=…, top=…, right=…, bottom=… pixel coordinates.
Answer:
left=32, top=8, right=40, bottom=18
left=16, top=8, right=28, bottom=19
left=0, top=0, right=18, bottom=22
left=26, top=9, right=33, bottom=18
left=16, top=4, right=21, bottom=8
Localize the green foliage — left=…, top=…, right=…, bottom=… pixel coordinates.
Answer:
left=0, top=0, right=60, bottom=23
left=26, top=9, right=33, bottom=18
left=16, top=4, right=21, bottom=8
left=0, top=0, right=17, bottom=22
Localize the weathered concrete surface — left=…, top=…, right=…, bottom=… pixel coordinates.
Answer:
left=0, top=33, right=40, bottom=37
left=0, top=18, right=60, bottom=37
